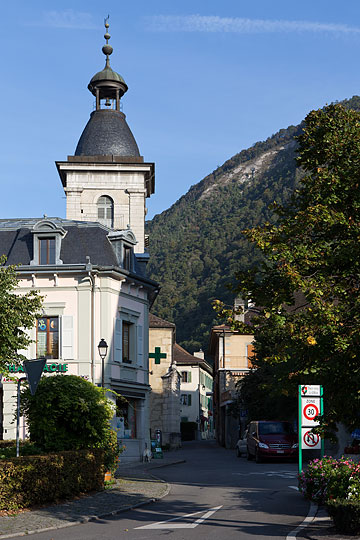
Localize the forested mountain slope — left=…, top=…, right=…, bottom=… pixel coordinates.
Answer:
left=146, top=96, right=360, bottom=353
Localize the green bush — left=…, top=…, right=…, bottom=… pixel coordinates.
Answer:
left=20, top=375, right=121, bottom=472
left=0, top=441, right=44, bottom=459
left=0, top=449, right=104, bottom=511
left=326, top=499, right=360, bottom=535
left=298, top=456, right=359, bottom=503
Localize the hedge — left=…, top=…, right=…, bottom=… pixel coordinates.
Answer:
left=0, top=449, right=104, bottom=511
left=326, top=499, right=360, bottom=535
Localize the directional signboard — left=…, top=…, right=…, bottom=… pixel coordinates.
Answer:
left=301, top=397, right=321, bottom=427
left=301, top=428, right=321, bottom=450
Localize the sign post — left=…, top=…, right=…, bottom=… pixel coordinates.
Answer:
left=16, top=358, right=46, bottom=457
left=298, top=385, right=323, bottom=474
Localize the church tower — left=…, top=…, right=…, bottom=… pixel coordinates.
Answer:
left=56, top=18, right=154, bottom=254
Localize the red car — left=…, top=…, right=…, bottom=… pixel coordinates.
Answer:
left=246, top=420, right=298, bottom=463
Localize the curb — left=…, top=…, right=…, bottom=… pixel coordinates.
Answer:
left=0, top=478, right=171, bottom=539
left=148, top=459, right=186, bottom=470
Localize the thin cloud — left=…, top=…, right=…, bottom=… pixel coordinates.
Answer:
left=145, top=15, right=360, bottom=37
left=26, top=10, right=97, bottom=30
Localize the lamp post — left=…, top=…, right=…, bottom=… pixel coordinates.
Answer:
left=98, top=338, right=108, bottom=388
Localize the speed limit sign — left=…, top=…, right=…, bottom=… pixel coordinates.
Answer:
left=301, top=398, right=320, bottom=426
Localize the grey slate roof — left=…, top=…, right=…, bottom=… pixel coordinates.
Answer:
left=75, top=109, right=140, bottom=157
left=0, top=218, right=117, bottom=267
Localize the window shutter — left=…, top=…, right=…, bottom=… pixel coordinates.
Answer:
left=137, top=325, right=143, bottom=366
left=247, top=344, right=255, bottom=368
left=188, top=394, right=192, bottom=406
left=114, top=318, right=122, bottom=362
left=188, top=371, right=192, bottom=383
left=61, top=316, right=73, bottom=360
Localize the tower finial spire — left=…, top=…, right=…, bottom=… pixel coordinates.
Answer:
left=102, top=14, right=113, bottom=68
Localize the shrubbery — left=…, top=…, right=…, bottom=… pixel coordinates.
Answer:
left=21, top=375, right=121, bottom=472
left=0, top=449, right=104, bottom=511
left=299, top=456, right=360, bottom=534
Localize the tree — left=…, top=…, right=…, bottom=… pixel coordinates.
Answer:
left=215, top=104, right=360, bottom=434
left=0, top=256, right=42, bottom=374
left=21, top=375, right=120, bottom=471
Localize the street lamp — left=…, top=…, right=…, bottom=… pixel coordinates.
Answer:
left=98, top=338, right=108, bottom=388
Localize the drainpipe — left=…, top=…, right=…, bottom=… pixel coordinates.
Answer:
left=86, top=257, right=96, bottom=383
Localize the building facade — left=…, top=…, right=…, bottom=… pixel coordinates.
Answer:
left=0, top=22, right=158, bottom=462
left=209, top=324, right=254, bottom=449
left=148, top=314, right=181, bottom=449
left=175, top=347, right=214, bottom=440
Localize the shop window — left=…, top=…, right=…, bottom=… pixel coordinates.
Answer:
left=37, top=317, right=59, bottom=359
left=181, top=371, right=192, bottom=383
left=116, top=397, right=137, bottom=439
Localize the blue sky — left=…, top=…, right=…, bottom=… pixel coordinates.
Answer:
left=2, top=1, right=360, bottom=220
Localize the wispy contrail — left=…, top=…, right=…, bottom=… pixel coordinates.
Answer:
left=145, top=14, right=360, bottom=36
left=26, top=10, right=97, bottom=29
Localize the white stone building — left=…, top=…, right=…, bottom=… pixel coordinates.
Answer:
left=0, top=22, right=158, bottom=462
left=148, top=314, right=181, bottom=449
left=175, top=347, right=214, bottom=440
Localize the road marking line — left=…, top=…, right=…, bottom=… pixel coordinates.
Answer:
left=233, top=471, right=298, bottom=478
left=134, top=505, right=223, bottom=530
left=286, top=503, right=317, bottom=540
left=289, top=486, right=299, bottom=490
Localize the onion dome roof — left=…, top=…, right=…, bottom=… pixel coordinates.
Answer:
left=75, top=109, right=140, bottom=157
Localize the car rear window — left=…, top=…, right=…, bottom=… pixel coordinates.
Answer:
left=259, top=422, right=293, bottom=435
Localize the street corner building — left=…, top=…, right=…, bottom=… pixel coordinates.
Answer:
left=0, top=22, right=159, bottom=463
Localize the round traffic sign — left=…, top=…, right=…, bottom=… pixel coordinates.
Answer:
left=303, top=430, right=320, bottom=447
left=304, top=403, right=319, bottom=421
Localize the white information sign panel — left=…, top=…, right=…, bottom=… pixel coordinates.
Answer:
left=301, top=385, right=321, bottom=397
left=301, top=397, right=321, bottom=427
left=301, top=427, right=321, bottom=450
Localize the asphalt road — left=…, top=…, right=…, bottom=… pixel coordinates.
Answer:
left=22, top=440, right=310, bottom=540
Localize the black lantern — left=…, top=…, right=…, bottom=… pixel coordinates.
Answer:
left=98, top=338, right=108, bottom=387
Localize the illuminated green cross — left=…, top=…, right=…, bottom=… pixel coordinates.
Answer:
left=149, top=347, right=167, bottom=365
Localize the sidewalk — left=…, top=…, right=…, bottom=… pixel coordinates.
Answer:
left=0, top=456, right=184, bottom=539
left=297, top=505, right=360, bottom=540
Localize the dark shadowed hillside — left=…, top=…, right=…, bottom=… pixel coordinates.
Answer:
left=146, top=96, right=360, bottom=352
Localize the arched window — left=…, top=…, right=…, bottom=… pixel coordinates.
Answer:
left=97, top=195, right=114, bottom=228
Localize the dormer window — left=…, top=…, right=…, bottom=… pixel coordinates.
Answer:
left=39, top=238, right=56, bottom=265
left=107, top=228, right=137, bottom=271
left=124, top=245, right=132, bottom=270
left=97, top=195, right=114, bottom=228
left=30, top=219, right=67, bottom=266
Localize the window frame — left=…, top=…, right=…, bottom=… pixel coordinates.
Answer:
left=97, top=195, right=114, bottom=228
left=39, top=237, right=56, bottom=265
left=36, top=316, right=60, bottom=359
left=122, top=320, right=132, bottom=364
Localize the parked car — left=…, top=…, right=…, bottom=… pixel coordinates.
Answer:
left=235, top=430, right=248, bottom=457
left=246, top=420, right=298, bottom=463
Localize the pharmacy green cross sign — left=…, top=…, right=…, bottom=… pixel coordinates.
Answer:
left=149, top=347, right=167, bottom=365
